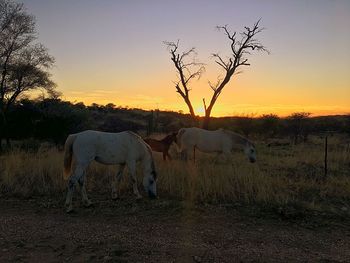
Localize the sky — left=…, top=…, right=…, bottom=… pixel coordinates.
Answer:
left=23, top=0, right=350, bottom=117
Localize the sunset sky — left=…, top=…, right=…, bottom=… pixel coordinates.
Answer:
left=25, top=0, right=350, bottom=117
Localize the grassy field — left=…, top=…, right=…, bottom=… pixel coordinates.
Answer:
left=1, top=134, right=349, bottom=216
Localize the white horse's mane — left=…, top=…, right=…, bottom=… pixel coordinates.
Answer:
left=221, top=129, right=254, bottom=146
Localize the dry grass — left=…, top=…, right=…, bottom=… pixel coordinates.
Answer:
left=0, top=135, right=349, bottom=214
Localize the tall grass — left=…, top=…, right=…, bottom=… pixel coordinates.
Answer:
left=0, top=148, right=65, bottom=196
left=0, top=135, right=349, bottom=213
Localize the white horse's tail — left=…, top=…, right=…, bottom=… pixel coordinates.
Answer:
left=143, top=143, right=158, bottom=180
left=175, top=128, right=186, bottom=152
left=63, top=134, right=77, bottom=179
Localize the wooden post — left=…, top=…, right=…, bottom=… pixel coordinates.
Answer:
left=324, top=135, right=328, bottom=177
left=147, top=110, right=154, bottom=136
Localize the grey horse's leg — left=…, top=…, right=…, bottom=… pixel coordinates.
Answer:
left=65, top=163, right=88, bottom=213
left=111, top=163, right=126, bottom=200
left=78, top=173, right=92, bottom=207
left=127, top=160, right=142, bottom=199
left=165, top=151, right=172, bottom=161
left=213, top=150, right=230, bottom=164
left=213, top=152, right=222, bottom=164
left=180, top=149, right=188, bottom=161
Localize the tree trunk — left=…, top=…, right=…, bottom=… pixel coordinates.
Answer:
left=189, top=107, right=195, bottom=120
left=202, top=107, right=213, bottom=130
left=0, top=115, right=5, bottom=152
left=202, top=116, right=210, bottom=130
left=184, top=97, right=196, bottom=119
left=0, top=108, right=8, bottom=151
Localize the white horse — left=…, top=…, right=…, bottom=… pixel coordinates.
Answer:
left=176, top=127, right=257, bottom=163
left=63, top=130, right=157, bottom=213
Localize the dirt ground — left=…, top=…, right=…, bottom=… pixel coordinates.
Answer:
left=0, top=195, right=350, bottom=263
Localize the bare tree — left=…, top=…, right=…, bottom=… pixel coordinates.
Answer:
left=0, top=0, right=56, bottom=148
left=164, top=40, right=205, bottom=119
left=5, top=44, right=55, bottom=110
left=286, top=112, right=311, bottom=144
left=165, top=21, right=267, bottom=129
left=259, top=113, right=280, bottom=138
left=202, top=20, right=268, bottom=129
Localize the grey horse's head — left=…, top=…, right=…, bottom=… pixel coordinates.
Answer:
left=143, top=169, right=157, bottom=199
left=244, top=142, right=257, bottom=163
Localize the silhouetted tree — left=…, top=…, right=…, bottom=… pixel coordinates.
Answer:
left=164, top=40, right=205, bottom=120
left=202, top=21, right=268, bottom=129
left=4, top=98, right=89, bottom=144
left=34, top=99, right=89, bottom=144
left=6, top=98, right=39, bottom=139
left=286, top=112, right=311, bottom=144
left=99, top=115, right=144, bottom=133
left=74, top=102, right=86, bottom=110
left=165, top=21, right=267, bottom=129
left=105, top=103, right=116, bottom=112
left=234, top=114, right=255, bottom=137
left=89, top=103, right=103, bottom=112
left=259, top=114, right=280, bottom=138
left=0, top=0, right=56, bottom=148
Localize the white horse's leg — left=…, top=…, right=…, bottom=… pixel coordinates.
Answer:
left=180, top=149, right=188, bottom=161
left=127, top=160, right=142, bottom=199
left=111, top=163, right=126, bottom=200
left=65, top=163, right=87, bottom=213
left=193, top=146, right=196, bottom=163
left=213, top=152, right=222, bottom=164
left=180, top=150, right=185, bottom=160
left=78, top=173, right=92, bottom=207
left=213, top=150, right=229, bottom=164
left=222, top=152, right=229, bottom=163
left=221, top=149, right=231, bottom=164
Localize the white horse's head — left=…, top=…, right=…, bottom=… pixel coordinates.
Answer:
left=143, top=169, right=157, bottom=199
left=244, top=142, right=256, bottom=163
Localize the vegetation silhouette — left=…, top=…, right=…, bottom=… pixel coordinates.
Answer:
left=0, top=1, right=57, bottom=148
left=1, top=97, right=349, bottom=152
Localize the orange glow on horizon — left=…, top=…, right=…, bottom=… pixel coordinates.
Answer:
left=62, top=94, right=349, bottom=117
left=56, top=58, right=350, bottom=118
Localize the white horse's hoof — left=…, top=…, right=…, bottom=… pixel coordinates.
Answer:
left=83, top=200, right=92, bottom=208
left=111, top=192, right=119, bottom=200
left=66, top=206, right=74, bottom=213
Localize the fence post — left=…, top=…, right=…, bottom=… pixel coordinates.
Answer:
left=147, top=110, right=154, bottom=136
left=324, top=135, right=328, bottom=177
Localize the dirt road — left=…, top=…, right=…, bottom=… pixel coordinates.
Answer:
left=0, top=196, right=349, bottom=262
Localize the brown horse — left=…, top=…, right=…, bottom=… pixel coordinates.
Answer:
left=144, top=132, right=177, bottom=160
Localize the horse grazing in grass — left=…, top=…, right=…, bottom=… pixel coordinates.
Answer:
left=143, top=132, right=177, bottom=161
left=63, top=130, right=157, bottom=213
left=176, top=127, right=256, bottom=163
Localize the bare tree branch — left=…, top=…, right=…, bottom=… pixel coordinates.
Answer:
left=212, top=53, right=230, bottom=71
left=208, top=75, right=222, bottom=92
left=164, top=40, right=205, bottom=118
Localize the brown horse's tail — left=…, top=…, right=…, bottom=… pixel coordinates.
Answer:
left=176, top=128, right=186, bottom=152
left=63, top=134, right=76, bottom=179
